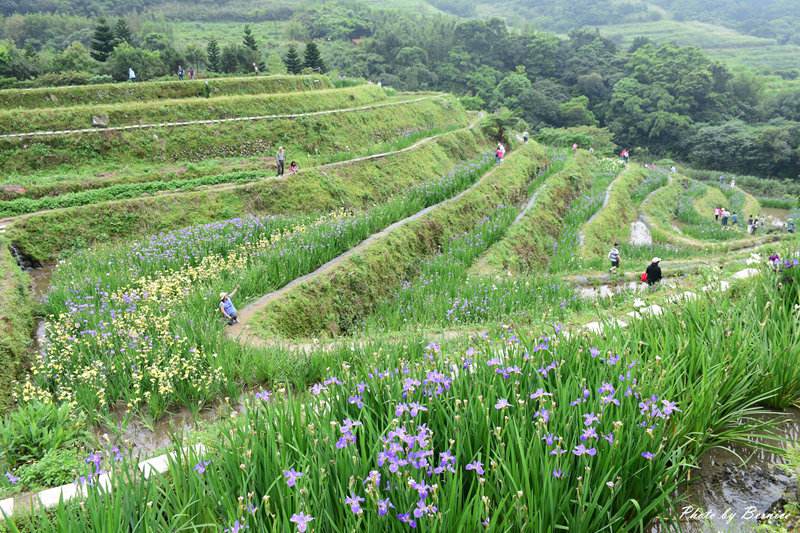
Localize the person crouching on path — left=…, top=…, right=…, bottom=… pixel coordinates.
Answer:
left=276, top=147, right=286, bottom=176
left=289, top=161, right=299, bottom=174
left=645, top=257, right=662, bottom=287
left=219, top=286, right=240, bottom=326
left=608, top=243, right=621, bottom=273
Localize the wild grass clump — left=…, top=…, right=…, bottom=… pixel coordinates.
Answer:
left=0, top=241, right=33, bottom=411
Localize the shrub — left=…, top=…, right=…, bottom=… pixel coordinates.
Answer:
left=15, top=448, right=85, bottom=490
left=0, top=401, right=88, bottom=470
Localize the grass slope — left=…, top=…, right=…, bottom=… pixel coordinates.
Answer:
left=475, top=151, right=597, bottom=274
left=0, top=95, right=462, bottom=174
left=250, top=141, right=549, bottom=339
left=0, top=241, right=33, bottom=412
left=0, top=85, right=387, bottom=135
left=0, top=75, right=333, bottom=110
left=6, top=126, right=489, bottom=262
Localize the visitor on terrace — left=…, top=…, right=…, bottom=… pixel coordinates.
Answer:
left=219, top=287, right=240, bottom=326
left=721, top=209, right=729, bottom=228
left=289, top=161, right=299, bottom=174
left=645, top=257, right=662, bottom=287
left=608, top=243, right=621, bottom=273
left=731, top=211, right=738, bottom=226
left=178, top=65, right=184, bottom=80
left=523, top=131, right=529, bottom=143
left=276, top=147, right=286, bottom=176
left=714, top=206, right=721, bottom=221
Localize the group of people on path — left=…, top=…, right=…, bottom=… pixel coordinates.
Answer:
left=177, top=65, right=196, bottom=81
left=713, top=206, right=740, bottom=229
left=608, top=243, right=663, bottom=287
left=275, top=147, right=298, bottom=176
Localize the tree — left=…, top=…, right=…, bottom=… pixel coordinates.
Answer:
left=105, top=43, right=164, bottom=81
left=303, top=42, right=325, bottom=73
left=243, top=25, right=258, bottom=52
left=114, top=18, right=133, bottom=46
left=55, top=42, right=96, bottom=73
left=90, top=18, right=116, bottom=62
left=220, top=43, right=248, bottom=73
left=283, top=45, right=303, bottom=74
left=207, top=39, right=221, bottom=72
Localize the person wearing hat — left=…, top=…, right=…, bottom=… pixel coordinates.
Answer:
left=219, top=285, right=240, bottom=325
left=645, top=258, right=662, bottom=287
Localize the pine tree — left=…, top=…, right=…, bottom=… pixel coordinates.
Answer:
left=90, top=18, right=116, bottom=62
left=303, top=42, right=325, bottom=73
left=243, top=25, right=258, bottom=52
left=207, top=39, right=221, bottom=72
left=283, top=45, right=303, bottom=75
left=114, top=18, right=133, bottom=45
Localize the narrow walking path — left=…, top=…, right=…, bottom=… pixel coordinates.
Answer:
left=0, top=115, right=482, bottom=227
left=226, top=157, right=505, bottom=347
left=0, top=95, right=444, bottom=139
left=577, top=169, right=618, bottom=248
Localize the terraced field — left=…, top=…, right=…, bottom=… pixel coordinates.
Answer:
left=1, top=75, right=799, bottom=532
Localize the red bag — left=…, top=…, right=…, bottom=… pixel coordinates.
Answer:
left=640, top=272, right=648, bottom=283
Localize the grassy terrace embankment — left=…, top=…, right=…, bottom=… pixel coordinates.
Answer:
left=0, top=75, right=334, bottom=110
left=641, top=175, right=780, bottom=251
left=580, top=164, right=648, bottom=258
left=0, top=95, right=458, bottom=174
left=474, top=151, right=596, bottom=274
left=6, top=126, right=488, bottom=262
left=0, top=85, right=386, bottom=135
left=0, top=241, right=33, bottom=412
left=247, top=142, right=549, bottom=339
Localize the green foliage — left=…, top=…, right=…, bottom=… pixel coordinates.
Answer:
left=303, top=42, right=325, bottom=73
left=206, top=38, right=221, bottom=72
left=0, top=401, right=87, bottom=470
left=89, top=17, right=115, bottom=62
left=113, top=18, right=133, bottom=46
left=105, top=42, right=164, bottom=81
left=283, top=45, right=303, bottom=75
left=535, top=126, right=615, bottom=154
left=242, top=25, right=257, bottom=52
left=15, top=448, right=85, bottom=490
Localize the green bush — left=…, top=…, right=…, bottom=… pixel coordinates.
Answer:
left=15, top=448, right=85, bottom=490
left=0, top=401, right=88, bottom=470
left=535, top=126, right=616, bottom=154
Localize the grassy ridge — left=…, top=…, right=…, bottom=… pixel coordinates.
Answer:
left=580, top=164, right=648, bottom=258
left=0, top=96, right=463, bottom=173
left=0, top=75, right=334, bottom=110
left=476, top=151, right=596, bottom=274
left=0, top=85, right=387, bottom=135
left=250, top=142, right=550, bottom=339
left=6, top=126, right=489, bottom=262
left=0, top=241, right=33, bottom=412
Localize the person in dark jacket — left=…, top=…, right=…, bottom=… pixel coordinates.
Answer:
left=645, top=257, right=662, bottom=286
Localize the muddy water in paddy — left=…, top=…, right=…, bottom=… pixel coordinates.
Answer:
left=675, top=409, right=800, bottom=532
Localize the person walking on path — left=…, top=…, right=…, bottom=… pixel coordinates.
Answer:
left=128, top=67, right=136, bottom=82
left=645, top=257, right=662, bottom=287
left=188, top=67, right=195, bottom=80
left=523, top=131, right=529, bottom=143
left=714, top=207, right=721, bottom=222
left=721, top=209, right=729, bottom=228
left=495, top=145, right=504, bottom=164
left=276, top=147, right=286, bottom=176
left=178, top=65, right=184, bottom=80
left=731, top=211, right=738, bottom=226
left=219, top=286, right=240, bottom=326
left=608, top=243, right=621, bottom=273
